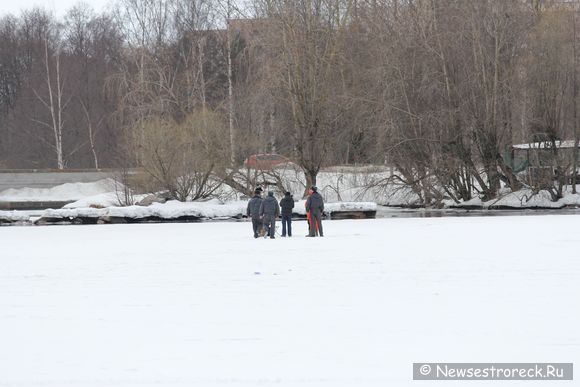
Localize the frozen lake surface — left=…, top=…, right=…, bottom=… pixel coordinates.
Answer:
left=376, top=205, right=580, bottom=218
left=1, top=216, right=579, bottom=386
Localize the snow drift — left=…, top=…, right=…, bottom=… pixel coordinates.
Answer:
left=0, top=179, right=116, bottom=202
left=41, top=199, right=378, bottom=222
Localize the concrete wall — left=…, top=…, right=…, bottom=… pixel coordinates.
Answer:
left=0, top=169, right=119, bottom=192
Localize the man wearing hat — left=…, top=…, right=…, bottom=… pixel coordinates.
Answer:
left=247, top=188, right=264, bottom=238
left=305, top=186, right=324, bottom=237
left=279, top=191, right=295, bottom=237
left=259, top=191, right=280, bottom=239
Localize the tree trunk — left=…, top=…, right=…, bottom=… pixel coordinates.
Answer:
left=80, top=99, right=99, bottom=169
left=197, top=37, right=207, bottom=111
left=37, top=39, right=65, bottom=169
left=304, top=169, right=318, bottom=198
left=226, top=3, right=235, bottom=166
left=573, top=2, right=578, bottom=193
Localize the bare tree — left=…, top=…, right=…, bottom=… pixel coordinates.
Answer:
left=33, top=35, right=69, bottom=169
left=255, top=0, right=354, bottom=195
left=137, top=110, right=228, bottom=201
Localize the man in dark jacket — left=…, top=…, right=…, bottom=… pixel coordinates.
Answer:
left=247, top=189, right=264, bottom=238
left=279, top=191, right=294, bottom=237
left=305, top=186, right=324, bottom=237
left=259, top=191, right=280, bottom=239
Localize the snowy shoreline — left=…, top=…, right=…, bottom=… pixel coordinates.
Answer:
left=5, top=202, right=580, bottom=226
left=4, top=177, right=580, bottom=226
left=1, top=200, right=378, bottom=226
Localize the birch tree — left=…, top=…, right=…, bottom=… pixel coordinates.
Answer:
left=33, top=35, right=69, bottom=169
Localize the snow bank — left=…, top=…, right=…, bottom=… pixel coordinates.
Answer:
left=450, top=187, right=580, bottom=209
left=40, top=199, right=377, bottom=221
left=0, top=210, right=30, bottom=223
left=0, top=179, right=116, bottom=202
left=292, top=200, right=377, bottom=215
left=44, top=199, right=247, bottom=220
left=42, top=207, right=108, bottom=219
left=63, top=192, right=150, bottom=209
left=487, top=189, right=564, bottom=209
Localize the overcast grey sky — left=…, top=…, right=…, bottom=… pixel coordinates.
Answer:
left=1, top=0, right=112, bottom=17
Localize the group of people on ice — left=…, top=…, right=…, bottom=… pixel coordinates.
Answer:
left=246, top=186, right=324, bottom=239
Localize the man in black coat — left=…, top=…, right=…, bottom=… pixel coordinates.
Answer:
left=305, top=186, right=324, bottom=237
left=279, top=191, right=294, bottom=237
left=246, top=189, right=264, bottom=238
left=259, top=191, right=280, bottom=239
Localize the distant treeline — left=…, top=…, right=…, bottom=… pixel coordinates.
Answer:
left=0, top=0, right=578, bottom=204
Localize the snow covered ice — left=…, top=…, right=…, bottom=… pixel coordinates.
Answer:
left=1, top=216, right=579, bottom=386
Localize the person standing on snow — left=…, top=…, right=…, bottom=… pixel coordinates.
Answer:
left=306, top=186, right=324, bottom=237
left=279, top=191, right=294, bottom=237
left=305, top=187, right=313, bottom=235
left=247, top=189, right=264, bottom=238
left=260, top=191, right=280, bottom=239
